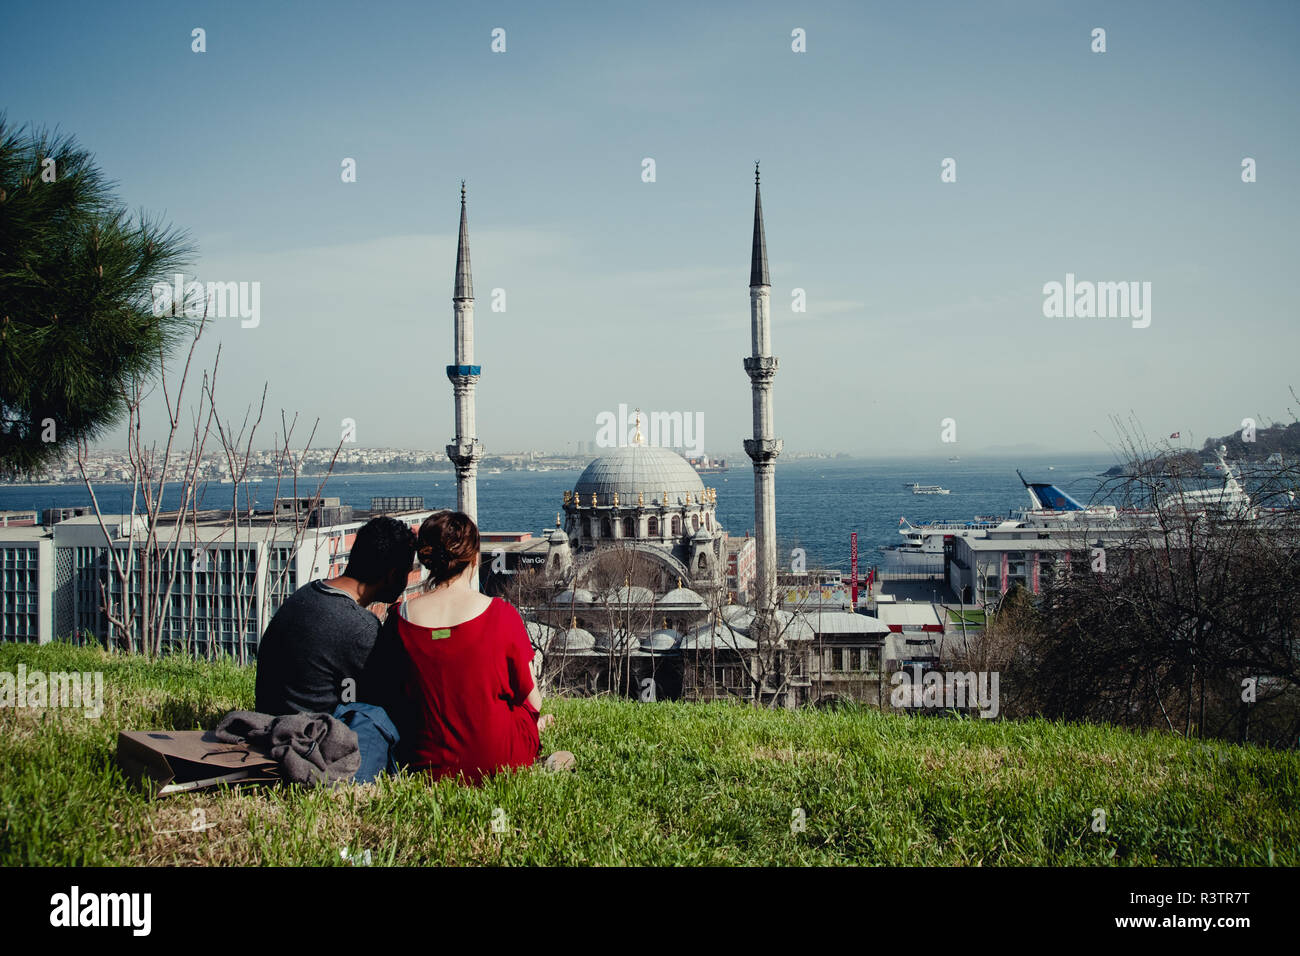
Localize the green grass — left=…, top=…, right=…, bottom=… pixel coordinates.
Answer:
left=1, top=641, right=1297, bottom=865
left=946, top=608, right=986, bottom=625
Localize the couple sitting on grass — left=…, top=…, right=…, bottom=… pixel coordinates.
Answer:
left=254, top=509, right=573, bottom=785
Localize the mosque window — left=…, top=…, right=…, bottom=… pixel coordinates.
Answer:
left=601, top=518, right=612, bottom=538
left=697, top=553, right=708, bottom=572
left=706, top=514, right=712, bottom=530
left=589, top=519, right=598, bottom=538
left=648, top=516, right=659, bottom=536
left=671, top=515, right=682, bottom=536
left=622, top=516, right=634, bottom=538
left=692, top=515, right=699, bottom=532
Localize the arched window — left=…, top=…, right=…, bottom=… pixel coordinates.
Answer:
left=589, top=518, right=599, bottom=538
left=705, top=514, right=712, bottom=530
left=697, top=553, right=708, bottom=572
left=601, top=518, right=612, bottom=538
left=671, top=515, right=682, bottom=536
left=692, top=514, right=699, bottom=532
left=622, top=516, right=634, bottom=538
left=648, top=516, right=659, bottom=537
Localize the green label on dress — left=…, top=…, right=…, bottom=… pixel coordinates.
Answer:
left=429, top=628, right=452, bottom=641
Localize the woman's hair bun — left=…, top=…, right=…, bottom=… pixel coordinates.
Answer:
left=415, top=510, right=480, bottom=586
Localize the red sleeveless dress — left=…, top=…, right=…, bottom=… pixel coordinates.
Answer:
left=392, top=596, right=540, bottom=784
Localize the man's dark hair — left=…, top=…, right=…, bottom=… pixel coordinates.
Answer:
left=343, top=516, right=417, bottom=584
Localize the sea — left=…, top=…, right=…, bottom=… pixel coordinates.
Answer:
left=0, top=454, right=1116, bottom=569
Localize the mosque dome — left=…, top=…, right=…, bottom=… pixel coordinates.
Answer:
left=606, top=584, right=656, bottom=605
left=657, top=587, right=707, bottom=610
left=574, top=443, right=704, bottom=507
left=681, top=623, right=758, bottom=651
left=525, top=621, right=558, bottom=650
left=551, top=587, right=594, bottom=606
left=551, top=625, right=596, bottom=652
left=642, top=627, right=682, bottom=651
left=594, top=630, right=640, bottom=653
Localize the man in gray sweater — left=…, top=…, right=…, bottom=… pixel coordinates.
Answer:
left=255, top=516, right=417, bottom=716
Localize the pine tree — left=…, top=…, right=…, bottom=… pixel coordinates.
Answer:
left=0, top=116, right=194, bottom=478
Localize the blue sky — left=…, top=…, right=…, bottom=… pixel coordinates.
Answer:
left=3, top=0, right=1298, bottom=457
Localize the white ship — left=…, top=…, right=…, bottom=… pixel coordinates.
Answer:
left=881, top=451, right=1263, bottom=570
left=910, top=483, right=950, bottom=495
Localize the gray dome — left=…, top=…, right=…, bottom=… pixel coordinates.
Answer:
left=720, top=604, right=753, bottom=633
left=574, top=444, right=704, bottom=507
left=526, top=622, right=558, bottom=645
left=548, top=527, right=568, bottom=544
left=681, top=623, right=757, bottom=651
left=642, top=627, right=681, bottom=651
left=714, top=606, right=814, bottom=641
left=594, top=629, right=640, bottom=653
left=606, top=584, right=655, bottom=605
left=551, top=587, right=594, bottom=605
left=657, top=587, right=707, bottom=609
left=551, top=626, right=596, bottom=651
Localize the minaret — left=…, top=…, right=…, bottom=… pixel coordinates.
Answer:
left=742, top=163, right=782, bottom=612
left=446, top=181, right=483, bottom=524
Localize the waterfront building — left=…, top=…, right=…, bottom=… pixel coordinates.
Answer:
left=0, top=499, right=434, bottom=656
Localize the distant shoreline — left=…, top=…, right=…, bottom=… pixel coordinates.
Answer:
left=0, top=467, right=611, bottom=489
left=0, top=469, right=457, bottom=489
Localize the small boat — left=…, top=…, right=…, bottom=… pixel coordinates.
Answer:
left=910, top=483, right=950, bottom=495
left=947, top=456, right=960, bottom=463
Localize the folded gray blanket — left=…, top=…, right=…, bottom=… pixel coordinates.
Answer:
left=215, top=709, right=360, bottom=785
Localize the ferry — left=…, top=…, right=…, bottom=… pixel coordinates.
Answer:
left=880, top=515, right=1006, bottom=568
left=910, top=483, right=950, bottom=495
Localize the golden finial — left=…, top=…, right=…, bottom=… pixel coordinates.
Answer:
left=590, top=492, right=597, bottom=507
left=556, top=512, right=562, bottom=527
left=613, top=491, right=619, bottom=507
left=563, top=490, right=571, bottom=505
left=663, top=490, right=669, bottom=507
left=677, top=576, right=682, bottom=589
left=638, top=491, right=644, bottom=507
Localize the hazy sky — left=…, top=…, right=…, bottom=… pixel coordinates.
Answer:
left=4, top=0, right=1298, bottom=458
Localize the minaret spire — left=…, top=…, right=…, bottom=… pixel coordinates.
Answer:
left=446, top=182, right=483, bottom=535
left=455, top=180, right=473, bottom=300
left=750, top=162, right=769, bottom=287
left=742, top=163, right=782, bottom=618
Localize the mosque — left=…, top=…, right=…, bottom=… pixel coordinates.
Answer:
left=443, top=169, right=898, bottom=707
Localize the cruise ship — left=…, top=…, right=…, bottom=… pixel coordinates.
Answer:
left=879, top=449, right=1263, bottom=569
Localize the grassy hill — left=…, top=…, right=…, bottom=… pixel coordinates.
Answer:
left=1, top=642, right=1296, bottom=866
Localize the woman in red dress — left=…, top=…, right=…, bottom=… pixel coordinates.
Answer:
left=370, top=510, right=567, bottom=784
